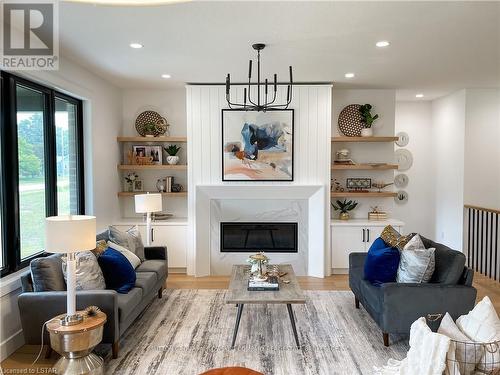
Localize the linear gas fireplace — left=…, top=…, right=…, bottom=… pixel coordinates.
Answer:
left=220, top=222, right=298, bottom=253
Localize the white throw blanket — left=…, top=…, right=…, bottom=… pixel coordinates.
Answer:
left=373, top=318, right=451, bottom=375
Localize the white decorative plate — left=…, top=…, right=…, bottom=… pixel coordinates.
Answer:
left=395, top=149, right=413, bottom=171
left=394, top=190, right=409, bottom=204
left=394, top=174, right=409, bottom=188
left=396, top=132, right=409, bottom=147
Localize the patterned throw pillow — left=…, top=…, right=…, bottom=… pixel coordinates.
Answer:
left=62, top=252, right=106, bottom=290
left=380, top=225, right=415, bottom=250
left=397, top=247, right=436, bottom=283
left=109, top=225, right=145, bottom=261
left=91, top=240, right=108, bottom=258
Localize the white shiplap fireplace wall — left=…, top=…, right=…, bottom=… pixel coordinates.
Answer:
left=186, top=84, right=332, bottom=276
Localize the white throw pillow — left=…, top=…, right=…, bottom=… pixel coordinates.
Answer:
left=456, top=296, right=500, bottom=372
left=438, top=313, right=482, bottom=375
left=403, top=234, right=426, bottom=251
left=107, top=241, right=142, bottom=269
left=62, top=252, right=106, bottom=290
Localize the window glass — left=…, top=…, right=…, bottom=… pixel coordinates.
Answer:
left=16, top=85, right=47, bottom=260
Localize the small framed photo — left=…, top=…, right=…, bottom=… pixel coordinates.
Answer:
left=148, top=146, right=162, bottom=165
left=133, top=180, right=143, bottom=192
left=133, top=146, right=147, bottom=158
left=346, top=178, right=372, bottom=190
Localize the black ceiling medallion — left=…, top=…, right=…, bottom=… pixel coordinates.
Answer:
left=225, top=43, right=293, bottom=112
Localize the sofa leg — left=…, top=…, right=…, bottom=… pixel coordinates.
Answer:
left=158, top=288, right=163, bottom=299
left=383, top=332, right=389, bottom=347
left=112, top=341, right=119, bottom=359
left=355, top=297, right=360, bottom=309
left=45, top=346, right=53, bottom=359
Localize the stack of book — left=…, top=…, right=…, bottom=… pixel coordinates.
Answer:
left=247, top=276, right=279, bottom=291
left=164, top=176, right=174, bottom=192
left=368, top=211, right=388, bottom=220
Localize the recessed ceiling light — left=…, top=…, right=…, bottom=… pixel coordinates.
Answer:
left=344, top=73, right=355, bottom=78
left=129, top=43, right=143, bottom=49
left=161, top=74, right=171, bottom=79
left=376, top=40, right=390, bottom=48
left=415, top=93, right=424, bottom=98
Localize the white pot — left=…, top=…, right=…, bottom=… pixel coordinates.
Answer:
left=361, top=128, right=373, bottom=137
left=166, top=155, right=180, bottom=165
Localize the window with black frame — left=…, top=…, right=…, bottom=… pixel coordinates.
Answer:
left=0, top=72, right=84, bottom=276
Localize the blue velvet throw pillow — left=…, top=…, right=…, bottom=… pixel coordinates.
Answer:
left=97, top=248, right=136, bottom=293
left=364, top=237, right=400, bottom=286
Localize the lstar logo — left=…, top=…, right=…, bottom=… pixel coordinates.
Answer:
left=1, top=0, right=59, bottom=70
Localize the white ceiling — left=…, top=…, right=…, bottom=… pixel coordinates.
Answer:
left=59, top=1, right=500, bottom=100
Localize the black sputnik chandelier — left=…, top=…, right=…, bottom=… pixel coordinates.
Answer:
left=225, top=43, right=293, bottom=112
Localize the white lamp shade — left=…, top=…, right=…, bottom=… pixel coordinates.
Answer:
left=45, top=215, right=96, bottom=254
left=135, top=193, right=162, bottom=213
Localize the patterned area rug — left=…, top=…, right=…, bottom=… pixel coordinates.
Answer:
left=106, top=289, right=409, bottom=375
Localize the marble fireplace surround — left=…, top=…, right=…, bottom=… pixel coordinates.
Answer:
left=195, top=185, right=326, bottom=277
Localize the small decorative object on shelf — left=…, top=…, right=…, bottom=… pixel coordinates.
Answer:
left=331, top=199, right=358, bottom=220
left=338, top=104, right=363, bottom=137
left=164, top=144, right=181, bottom=165
left=346, top=178, right=372, bottom=191
left=124, top=172, right=139, bottom=192
left=368, top=206, right=388, bottom=220
left=331, top=178, right=345, bottom=192
left=246, top=252, right=269, bottom=282
left=133, top=145, right=162, bottom=165
left=132, top=179, right=143, bottom=192
left=135, top=110, right=169, bottom=137
left=156, top=178, right=166, bottom=192
left=372, top=181, right=394, bottom=192
left=359, top=104, right=379, bottom=137
left=334, top=148, right=356, bottom=165
left=171, top=183, right=183, bottom=192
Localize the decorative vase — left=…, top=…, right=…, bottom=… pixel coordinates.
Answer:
left=166, top=155, right=179, bottom=165
left=339, top=212, right=350, bottom=220
left=361, top=128, right=373, bottom=137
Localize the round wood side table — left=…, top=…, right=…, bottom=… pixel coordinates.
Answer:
left=46, top=310, right=107, bottom=375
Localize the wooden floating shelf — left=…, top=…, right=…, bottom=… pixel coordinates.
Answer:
left=331, top=192, right=397, bottom=198
left=331, top=164, right=398, bottom=170
left=117, top=191, right=187, bottom=197
left=117, top=136, right=187, bottom=142
left=118, top=164, right=187, bottom=170
left=332, top=136, right=399, bottom=143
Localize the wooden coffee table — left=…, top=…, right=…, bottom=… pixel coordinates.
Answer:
left=226, top=264, right=306, bottom=349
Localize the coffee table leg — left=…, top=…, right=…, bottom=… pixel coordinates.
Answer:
left=287, top=304, right=300, bottom=349
left=231, top=303, right=244, bottom=349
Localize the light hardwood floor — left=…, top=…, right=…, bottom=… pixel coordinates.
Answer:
left=2, top=273, right=498, bottom=372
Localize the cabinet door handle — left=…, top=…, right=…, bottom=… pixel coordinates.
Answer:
left=151, top=227, right=154, bottom=243
left=367, top=229, right=370, bottom=242
left=362, top=229, right=366, bottom=242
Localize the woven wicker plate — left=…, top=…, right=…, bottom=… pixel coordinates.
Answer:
left=135, top=111, right=168, bottom=137
left=338, top=104, right=363, bottom=137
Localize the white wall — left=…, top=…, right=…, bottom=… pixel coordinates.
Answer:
left=0, top=57, right=122, bottom=361
left=186, top=85, right=332, bottom=276
left=431, top=90, right=466, bottom=249
left=120, top=89, right=188, bottom=219
left=394, top=101, right=435, bottom=238
left=332, top=89, right=397, bottom=219
left=464, top=89, right=500, bottom=210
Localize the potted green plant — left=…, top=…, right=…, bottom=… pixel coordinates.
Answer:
left=359, top=104, right=379, bottom=137
left=164, top=145, right=181, bottom=165
left=331, top=199, right=358, bottom=220
left=143, top=122, right=157, bottom=137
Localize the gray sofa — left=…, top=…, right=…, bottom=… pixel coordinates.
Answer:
left=17, top=231, right=168, bottom=358
left=349, top=235, right=476, bottom=346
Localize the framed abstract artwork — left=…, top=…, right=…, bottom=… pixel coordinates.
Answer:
left=222, top=109, right=294, bottom=181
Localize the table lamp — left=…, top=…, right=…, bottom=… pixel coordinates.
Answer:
left=135, top=193, right=162, bottom=246
left=45, top=215, right=96, bottom=326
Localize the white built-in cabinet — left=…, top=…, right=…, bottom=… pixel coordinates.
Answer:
left=113, top=222, right=187, bottom=269
left=331, top=219, right=404, bottom=272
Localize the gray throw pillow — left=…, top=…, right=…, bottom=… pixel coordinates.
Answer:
left=30, top=254, right=66, bottom=292
left=62, top=252, right=106, bottom=291
left=397, top=247, right=436, bottom=283
left=109, top=225, right=145, bottom=261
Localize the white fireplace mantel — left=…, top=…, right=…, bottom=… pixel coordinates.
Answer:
left=194, top=185, right=326, bottom=277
